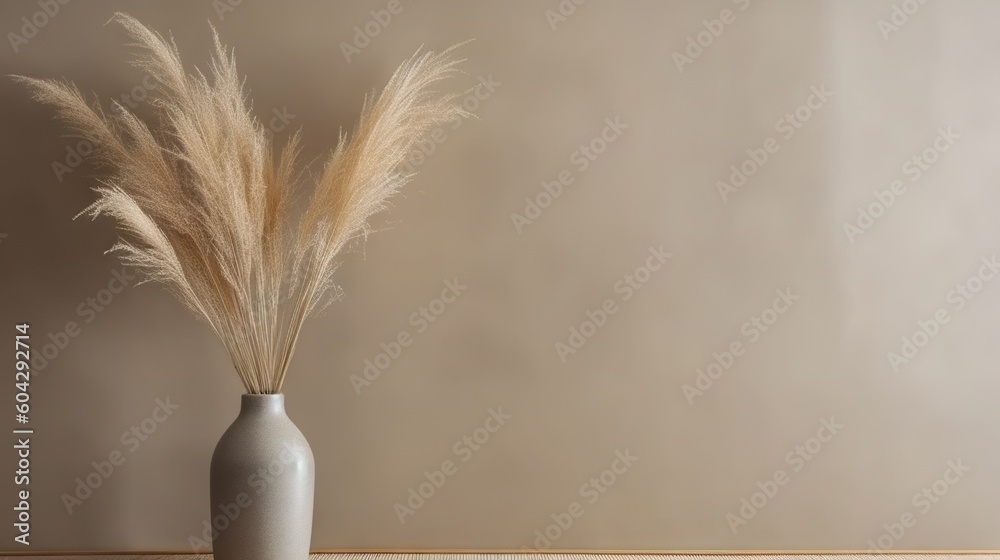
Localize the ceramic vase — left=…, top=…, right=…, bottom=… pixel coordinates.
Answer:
left=210, top=393, right=314, bottom=560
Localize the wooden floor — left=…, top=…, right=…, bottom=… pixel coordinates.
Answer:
left=5, top=554, right=1000, bottom=560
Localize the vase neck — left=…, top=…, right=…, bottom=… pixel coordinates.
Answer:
left=240, top=394, right=286, bottom=416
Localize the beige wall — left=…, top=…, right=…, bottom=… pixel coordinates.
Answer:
left=2, top=0, right=1000, bottom=552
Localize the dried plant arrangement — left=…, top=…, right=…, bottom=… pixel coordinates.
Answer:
left=14, top=13, right=470, bottom=395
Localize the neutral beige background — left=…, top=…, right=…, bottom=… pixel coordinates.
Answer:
left=2, top=0, right=1000, bottom=552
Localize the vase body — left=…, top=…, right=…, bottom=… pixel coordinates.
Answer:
left=210, top=394, right=314, bottom=560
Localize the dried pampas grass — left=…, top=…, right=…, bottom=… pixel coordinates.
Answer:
left=14, top=13, right=470, bottom=393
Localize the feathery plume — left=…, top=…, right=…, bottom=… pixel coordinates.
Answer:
left=14, top=13, right=469, bottom=393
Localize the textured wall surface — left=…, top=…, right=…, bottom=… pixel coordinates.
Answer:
left=2, top=0, right=1000, bottom=553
